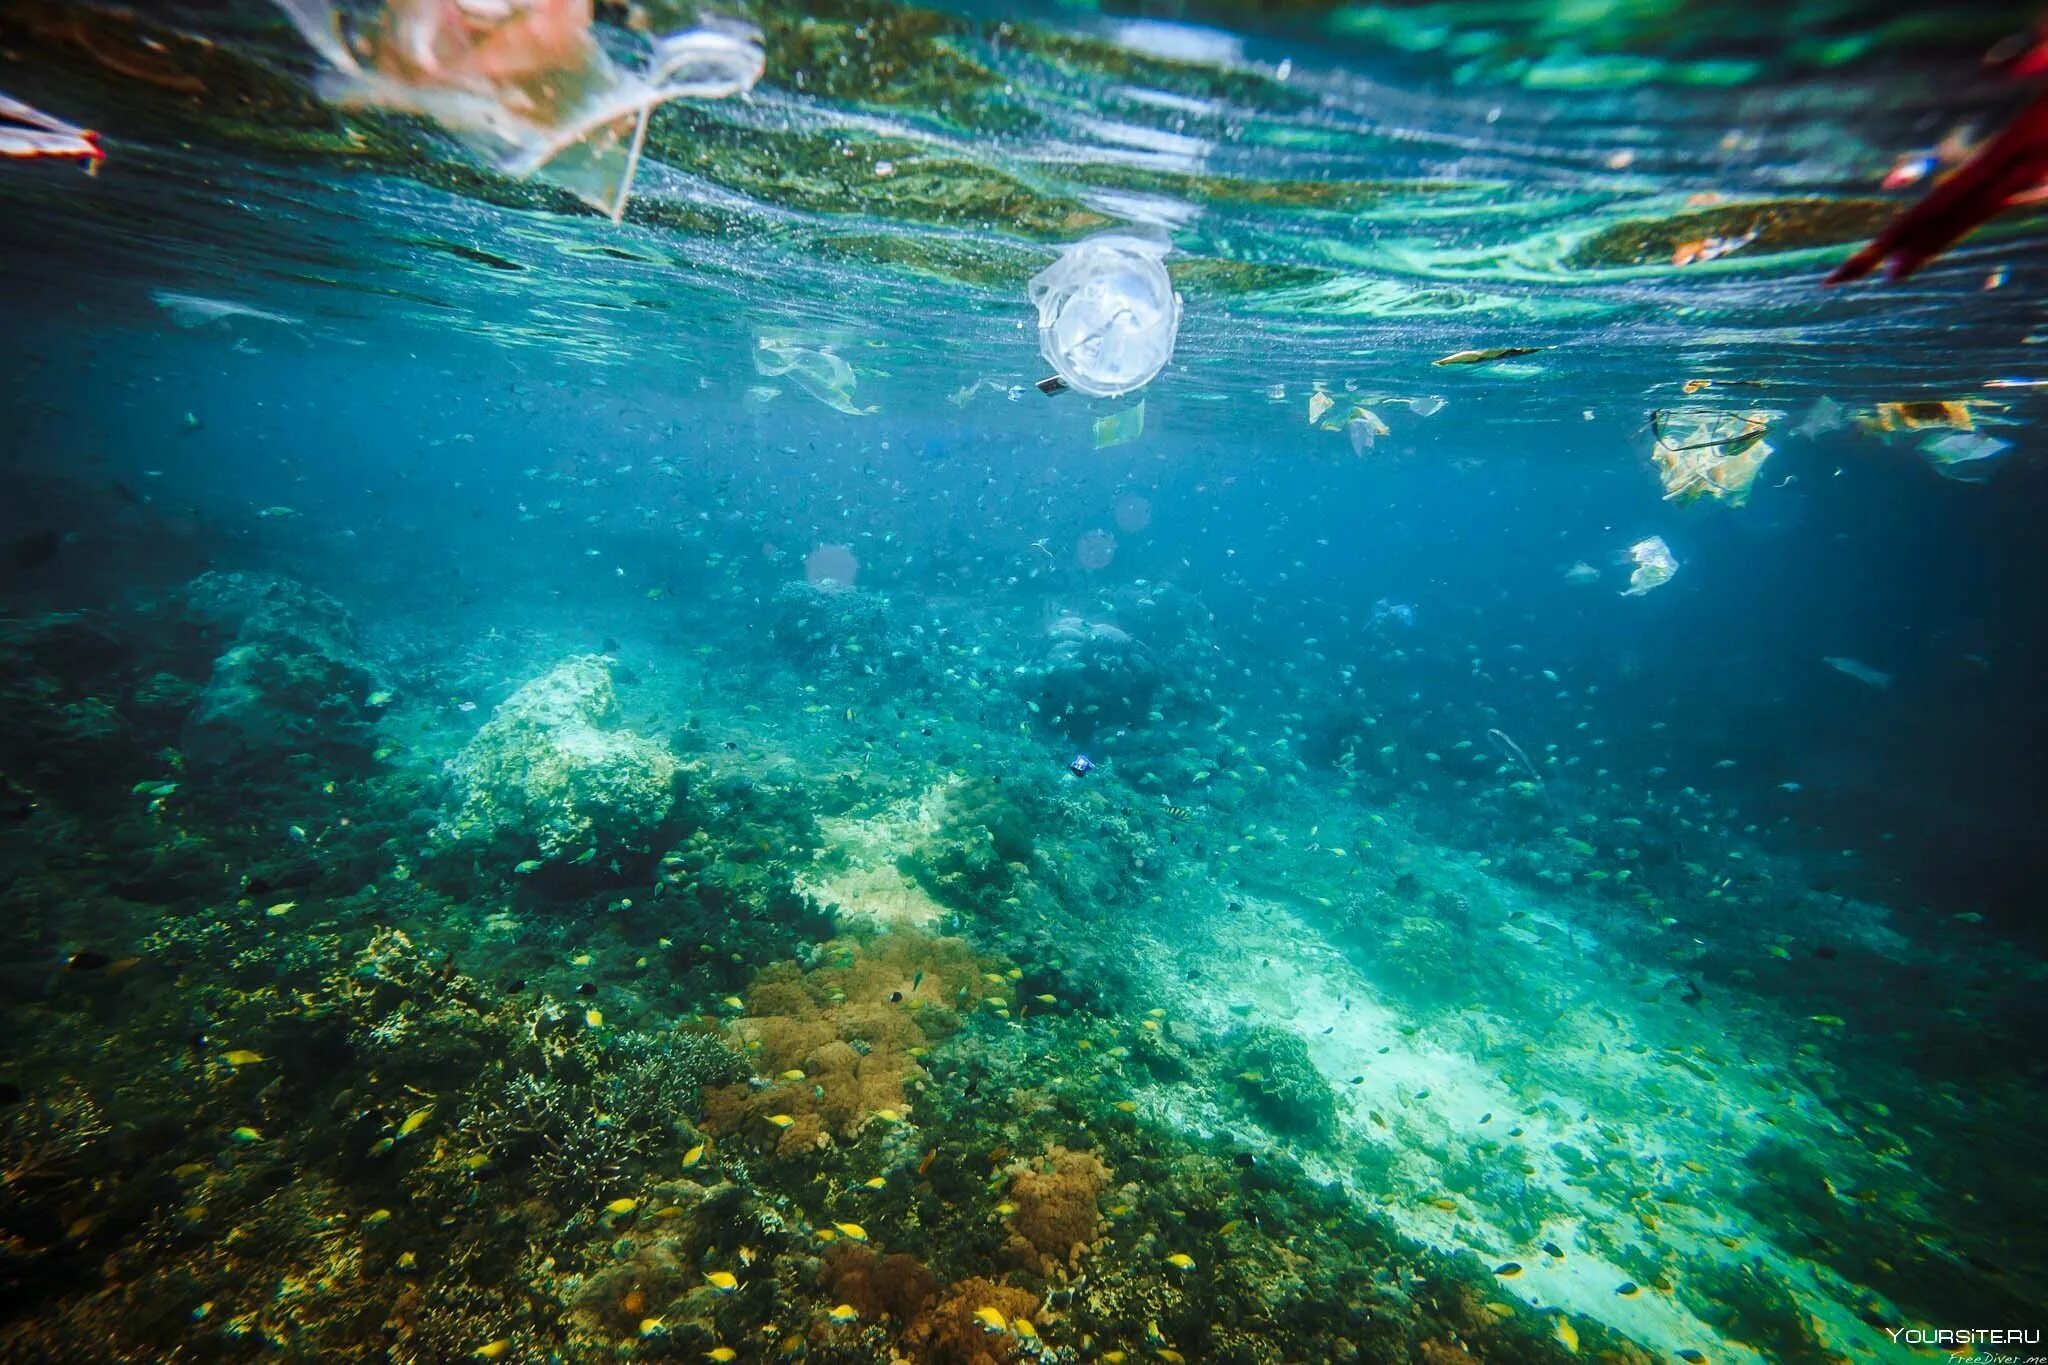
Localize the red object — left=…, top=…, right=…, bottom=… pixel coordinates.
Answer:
left=1829, top=81, right=2048, bottom=284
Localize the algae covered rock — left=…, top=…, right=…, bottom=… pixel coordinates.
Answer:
left=175, top=571, right=379, bottom=771
left=439, top=654, right=679, bottom=864
left=1035, top=613, right=1161, bottom=739
left=1230, top=1025, right=1337, bottom=1143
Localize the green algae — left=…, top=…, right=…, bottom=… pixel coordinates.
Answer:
left=1568, top=197, right=1901, bottom=271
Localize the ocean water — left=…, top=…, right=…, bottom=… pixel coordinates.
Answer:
left=3, top=2, right=2047, bottom=1361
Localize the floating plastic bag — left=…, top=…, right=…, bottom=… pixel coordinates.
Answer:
left=754, top=337, right=876, bottom=416
left=269, top=0, right=762, bottom=220
left=1622, top=536, right=1678, bottom=596
left=1028, top=232, right=1182, bottom=398
left=1093, top=399, right=1145, bottom=450
left=1, top=92, right=105, bottom=167
left=1921, top=431, right=2011, bottom=482
left=1649, top=408, right=1775, bottom=506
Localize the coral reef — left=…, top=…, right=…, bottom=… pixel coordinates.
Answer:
left=1001, top=1144, right=1111, bottom=1276
left=438, top=654, right=680, bottom=865
left=1229, top=1025, right=1339, bottom=1143
left=1033, top=613, right=1161, bottom=740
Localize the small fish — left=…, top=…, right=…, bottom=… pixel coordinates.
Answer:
left=473, top=1341, right=512, bottom=1360
left=1493, top=1262, right=1523, bottom=1278
left=264, top=901, right=296, bottom=917
left=1556, top=1316, right=1580, bottom=1353
left=227, top=1126, right=263, bottom=1144
left=706, top=1350, right=738, bottom=1363
left=1616, top=1281, right=1640, bottom=1297
left=870, top=1107, right=903, bottom=1123
left=862, top=1176, right=886, bottom=1190
left=584, top=1009, right=603, bottom=1028
left=570, top=847, right=598, bottom=866
left=1677, top=1353, right=1707, bottom=1364
left=765, top=1114, right=795, bottom=1129
left=833, top=1222, right=868, bottom=1242
left=682, top=1143, right=707, bottom=1169
left=1012, top=1318, right=1039, bottom=1342
left=397, top=1105, right=435, bottom=1138
left=1672, top=227, right=1760, bottom=266
left=222, top=1049, right=265, bottom=1067
left=827, top=1304, right=859, bottom=1324
left=972, top=1306, right=1008, bottom=1333
left=721, top=995, right=745, bottom=1010
left=513, top=860, right=544, bottom=875
left=704, top=1270, right=739, bottom=1293
left=604, top=1197, right=638, bottom=1216
left=638, top=1318, right=665, bottom=1336
left=1165, top=1252, right=1196, bottom=1270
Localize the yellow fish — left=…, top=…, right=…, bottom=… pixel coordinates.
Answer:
left=638, top=1318, right=664, bottom=1336
left=682, top=1143, right=706, bottom=1169
left=833, top=1222, right=868, bottom=1242
left=1556, top=1317, right=1580, bottom=1353
left=1165, top=1253, right=1195, bottom=1271
left=704, top=1270, right=739, bottom=1293
left=972, top=1306, right=1008, bottom=1333
left=584, top=1009, right=603, bottom=1028
left=721, top=996, right=745, bottom=1009
left=264, top=901, right=296, bottom=917
left=604, top=1197, right=638, bottom=1216
left=397, top=1105, right=435, bottom=1139
left=1013, top=1318, right=1039, bottom=1341
left=765, top=1114, right=795, bottom=1129
left=706, top=1350, right=738, bottom=1363
left=827, top=1304, right=858, bottom=1324
left=779, top=1069, right=806, bottom=1081
left=870, top=1108, right=903, bottom=1123
left=862, top=1177, right=886, bottom=1190
left=221, top=1049, right=265, bottom=1067
left=473, top=1342, right=511, bottom=1360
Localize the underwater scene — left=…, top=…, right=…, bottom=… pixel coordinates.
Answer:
left=5, top=0, right=2048, bottom=1361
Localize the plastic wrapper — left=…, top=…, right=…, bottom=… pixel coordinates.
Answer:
left=269, top=0, right=762, bottom=219
left=1093, top=400, right=1145, bottom=449
left=1649, top=408, right=1775, bottom=506
left=1622, top=536, right=1678, bottom=596
left=0, top=92, right=105, bottom=165
left=754, top=337, right=875, bottom=415
left=1028, top=233, right=1181, bottom=398
left=1921, top=431, right=2011, bottom=482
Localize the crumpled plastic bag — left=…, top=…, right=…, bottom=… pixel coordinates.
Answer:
left=1029, top=232, right=1182, bottom=398
left=1649, top=408, right=1775, bottom=506
left=754, top=336, right=876, bottom=415
left=1622, top=535, right=1678, bottom=596
left=1921, top=431, right=2011, bottom=481
left=270, top=0, right=762, bottom=220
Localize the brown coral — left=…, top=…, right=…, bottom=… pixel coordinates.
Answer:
left=700, top=931, right=997, bottom=1153
left=820, top=1243, right=938, bottom=1326
left=1002, top=1144, right=1111, bottom=1276
left=905, top=1275, right=1041, bottom=1365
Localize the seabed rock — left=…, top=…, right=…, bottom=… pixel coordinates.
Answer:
left=438, top=654, right=680, bottom=866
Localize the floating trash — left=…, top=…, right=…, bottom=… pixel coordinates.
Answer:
left=1621, top=535, right=1678, bottom=596
left=755, top=338, right=875, bottom=416
left=1824, top=656, right=1892, bottom=689
left=1308, top=389, right=1334, bottom=424
left=1649, top=408, right=1775, bottom=506
left=269, top=0, right=762, bottom=220
left=1345, top=407, right=1390, bottom=456
left=1028, top=233, right=1182, bottom=398
left=1921, top=431, right=2012, bottom=482
left=1094, top=399, right=1147, bottom=450
left=1, top=92, right=105, bottom=167
left=1861, top=399, right=1980, bottom=433
left=153, top=291, right=301, bottom=329
left=1434, top=346, right=1541, bottom=367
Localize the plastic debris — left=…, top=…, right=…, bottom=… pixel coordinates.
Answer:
left=1649, top=408, right=1775, bottom=506
left=1406, top=395, right=1446, bottom=417
left=1308, top=389, right=1334, bottom=424
left=1621, top=536, right=1678, bottom=596
left=1, top=92, right=105, bottom=167
left=268, top=0, right=762, bottom=220
left=153, top=290, right=301, bottom=329
left=1921, top=431, right=2011, bottom=481
left=1793, top=395, right=1848, bottom=438
left=1434, top=346, right=1540, bottom=367
left=754, top=337, right=875, bottom=416
left=1344, top=406, right=1390, bottom=456
left=1862, top=399, right=1979, bottom=433
left=1093, top=399, right=1146, bottom=450
left=1824, top=656, right=1892, bottom=689
left=1028, top=232, right=1182, bottom=398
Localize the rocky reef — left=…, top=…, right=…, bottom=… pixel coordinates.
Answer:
left=438, top=654, right=680, bottom=867
left=1033, top=613, right=1161, bottom=740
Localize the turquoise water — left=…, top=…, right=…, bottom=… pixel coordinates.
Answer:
left=3, top=2, right=2046, bottom=1361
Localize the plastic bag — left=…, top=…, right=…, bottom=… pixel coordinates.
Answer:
left=1622, top=536, right=1678, bottom=596
left=269, top=0, right=762, bottom=220
left=1649, top=408, right=1774, bottom=506
left=1028, top=233, right=1181, bottom=398
left=1093, top=400, right=1145, bottom=449
left=754, top=337, right=875, bottom=415
left=0, top=92, right=105, bottom=166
